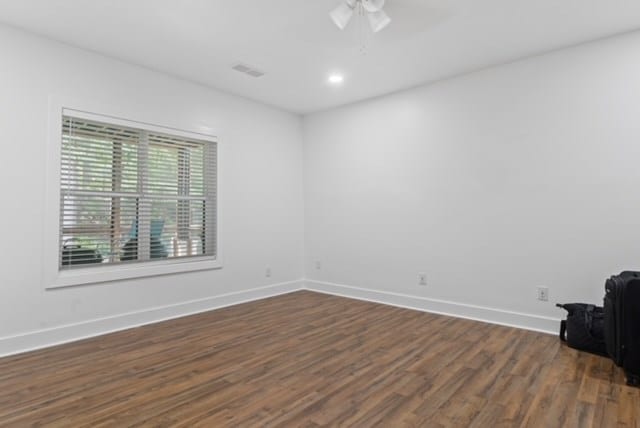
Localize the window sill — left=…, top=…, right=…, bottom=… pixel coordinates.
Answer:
left=47, top=257, right=222, bottom=289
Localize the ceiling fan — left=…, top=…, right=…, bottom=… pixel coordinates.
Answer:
left=330, top=0, right=391, bottom=33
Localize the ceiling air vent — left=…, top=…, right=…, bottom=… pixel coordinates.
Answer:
left=232, top=63, right=265, bottom=78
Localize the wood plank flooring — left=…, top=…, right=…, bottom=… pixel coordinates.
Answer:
left=0, top=290, right=638, bottom=427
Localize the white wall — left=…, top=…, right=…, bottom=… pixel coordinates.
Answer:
left=4, top=23, right=640, bottom=353
left=0, top=25, right=304, bottom=354
left=303, top=31, right=640, bottom=331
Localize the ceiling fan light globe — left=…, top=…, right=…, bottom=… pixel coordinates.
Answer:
left=368, top=10, right=391, bottom=32
left=330, top=3, right=355, bottom=30
left=361, top=0, right=385, bottom=13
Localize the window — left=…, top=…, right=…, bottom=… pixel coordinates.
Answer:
left=59, top=112, right=217, bottom=272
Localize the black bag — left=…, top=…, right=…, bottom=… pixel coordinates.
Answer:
left=604, top=271, right=640, bottom=387
left=556, top=303, right=607, bottom=357
left=61, top=240, right=103, bottom=266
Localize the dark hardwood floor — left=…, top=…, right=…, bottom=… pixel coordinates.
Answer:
left=0, top=290, right=638, bottom=427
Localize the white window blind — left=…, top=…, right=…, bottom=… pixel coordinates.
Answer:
left=60, top=114, right=217, bottom=269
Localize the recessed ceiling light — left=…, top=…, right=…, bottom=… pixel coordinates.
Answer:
left=328, top=74, right=344, bottom=85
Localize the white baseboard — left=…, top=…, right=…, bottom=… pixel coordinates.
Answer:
left=0, top=280, right=303, bottom=357
left=0, top=278, right=560, bottom=358
left=304, top=280, right=559, bottom=335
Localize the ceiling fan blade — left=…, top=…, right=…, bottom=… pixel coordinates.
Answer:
left=330, top=2, right=355, bottom=30
left=368, top=9, right=391, bottom=33
left=361, top=0, right=385, bottom=13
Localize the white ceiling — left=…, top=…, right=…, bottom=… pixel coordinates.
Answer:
left=1, top=0, right=640, bottom=114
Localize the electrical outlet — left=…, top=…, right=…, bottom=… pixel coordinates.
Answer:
left=266, top=267, right=272, bottom=278
left=418, top=272, right=427, bottom=286
left=315, top=261, right=321, bottom=270
left=537, top=286, right=549, bottom=301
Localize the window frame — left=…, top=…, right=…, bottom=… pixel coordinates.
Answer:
left=44, top=100, right=222, bottom=289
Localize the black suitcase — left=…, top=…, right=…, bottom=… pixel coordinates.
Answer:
left=604, top=271, right=640, bottom=387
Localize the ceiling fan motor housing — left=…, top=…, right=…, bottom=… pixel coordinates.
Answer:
left=361, top=0, right=385, bottom=13
left=330, top=0, right=391, bottom=33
